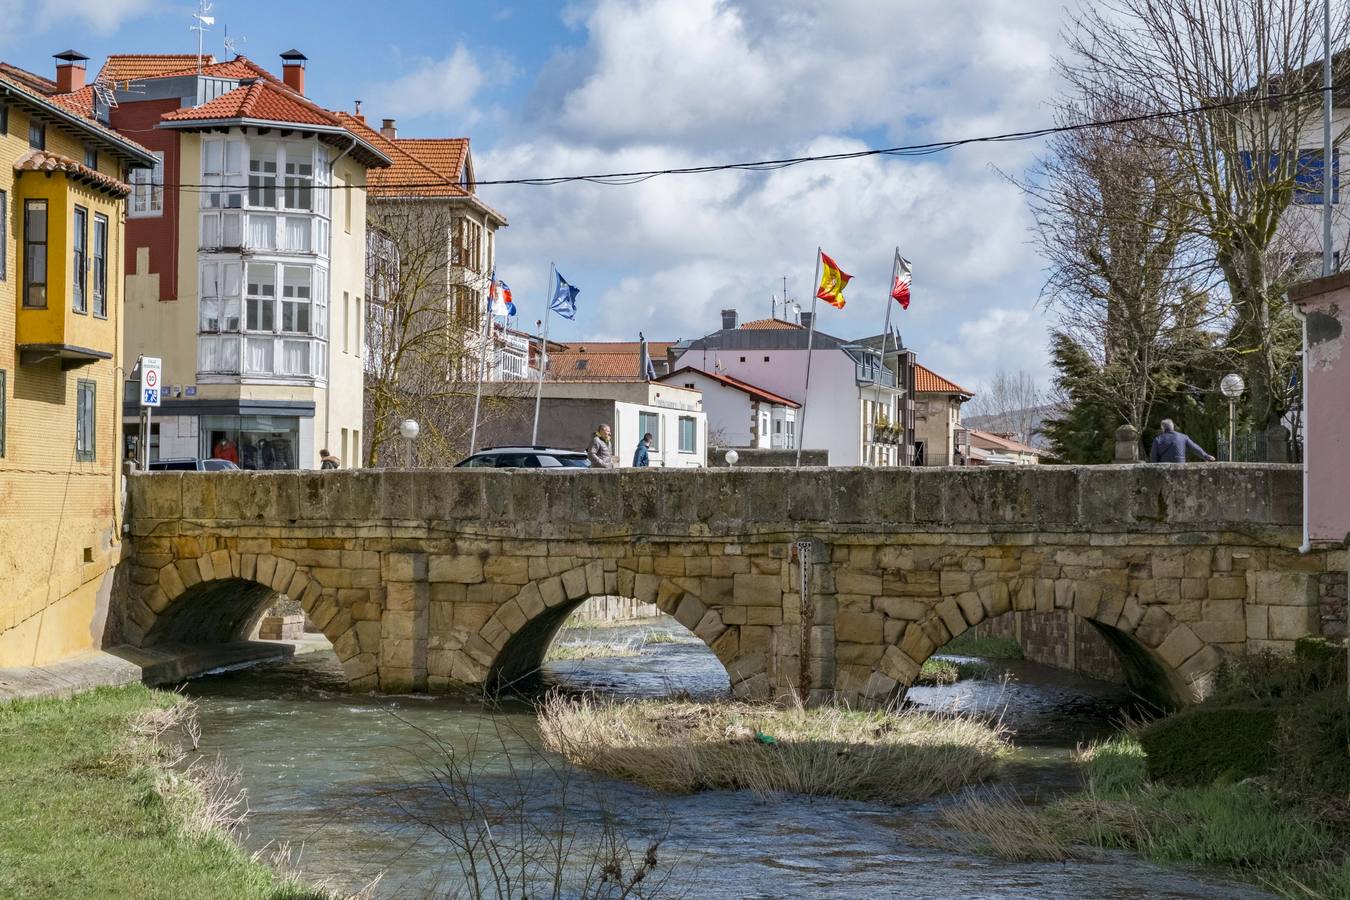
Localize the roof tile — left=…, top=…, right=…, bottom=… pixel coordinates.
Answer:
left=99, top=54, right=210, bottom=83
left=14, top=149, right=131, bottom=196
left=161, top=78, right=340, bottom=127
left=739, top=317, right=803, bottom=330
left=914, top=363, right=973, bottom=396
left=662, top=366, right=799, bottom=407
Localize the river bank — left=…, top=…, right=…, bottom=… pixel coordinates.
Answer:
left=0, top=685, right=320, bottom=900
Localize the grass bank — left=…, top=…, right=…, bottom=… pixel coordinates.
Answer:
left=938, top=633, right=1024, bottom=659
left=937, top=639, right=1350, bottom=898
left=544, top=626, right=686, bottom=662
left=0, top=685, right=322, bottom=900
left=538, top=695, right=1009, bottom=804
left=916, top=657, right=991, bottom=686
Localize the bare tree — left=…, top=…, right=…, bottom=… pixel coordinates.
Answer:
left=1013, top=96, right=1223, bottom=435
left=1063, top=0, right=1350, bottom=429
left=963, top=368, right=1046, bottom=445
left=364, top=201, right=526, bottom=466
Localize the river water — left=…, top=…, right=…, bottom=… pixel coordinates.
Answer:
left=180, top=620, right=1272, bottom=899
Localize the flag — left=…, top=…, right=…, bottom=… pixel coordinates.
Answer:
left=816, top=251, right=852, bottom=309
left=550, top=270, right=579, bottom=319
left=891, top=250, right=912, bottom=309
left=491, top=279, right=516, bottom=317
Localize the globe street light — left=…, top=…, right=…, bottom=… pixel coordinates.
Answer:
left=724, top=449, right=739, bottom=467
left=1219, top=374, right=1245, bottom=462
left=399, top=418, right=420, bottom=468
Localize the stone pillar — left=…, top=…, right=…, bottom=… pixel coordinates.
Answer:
left=1114, top=424, right=1140, bottom=463
left=380, top=552, right=430, bottom=692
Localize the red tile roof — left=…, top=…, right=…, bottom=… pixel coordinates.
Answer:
left=546, top=351, right=652, bottom=380
left=739, top=317, right=803, bottom=330
left=161, top=78, right=340, bottom=127
left=50, top=84, right=95, bottom=117
left=968, top=429, right=1044, bottom=456
left=0, top=61, right=57, bottom=93
left=0, top=65, right=154, bottom=162
left=98, top=54, right=209, bottom=84
left=14, top=149, right=131, bottom=196
left=557, top=340, right=675, bottom=356
left=914, top=363, right=973, bottom=396
left=398, top=138, right=469, bottom=181
left=662, top=366, right=799, bottom=407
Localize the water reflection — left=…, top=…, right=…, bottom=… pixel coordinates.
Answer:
left=177, top=627, right=1271, bottom=899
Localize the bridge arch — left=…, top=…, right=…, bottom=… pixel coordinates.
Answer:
left=472, top=560, right=756, bottom=697
left=124, top=545, right=379, bottom=689
left=855, top=572, right=1216, bottom=709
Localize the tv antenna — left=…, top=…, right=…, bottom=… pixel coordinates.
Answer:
left=190, top=0, right=215, bottom=72
left=91, top=67, right=119, bottom=112
left=223, top=24, right=245, bottom=57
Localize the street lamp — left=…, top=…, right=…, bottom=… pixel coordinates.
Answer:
left=724, top=449, right=739, bottom=467
left=1219, top=373, right=1245, bottom=462
left=399, top=418, right=420, bottom=468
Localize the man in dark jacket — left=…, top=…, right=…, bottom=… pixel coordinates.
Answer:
left=633, top=432, right=652, bottom=467
left=1149, top=419, right=1215, bottom=463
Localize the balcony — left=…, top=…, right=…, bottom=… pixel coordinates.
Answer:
left=855, top=362, right=896, bottom=387
left=198, top=334, right=328, bottom=382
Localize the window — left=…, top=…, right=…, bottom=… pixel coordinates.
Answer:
left=764, top=356, right=770, bottom=362
left=281, top=266, right=311, bottom=333
left=202, top=138, right=244, bottom=208
left=0, top=190, right=6, bottom=281
left=351, top=430, right=359, bottom=467
left=0, top=105, right=7, bottom=134
left=84, top=147, right=97, bottom=170
left=342, top=291, right=350, bottom=353
left=72, top=205, right=87, bottom=314
left=75, top=379, right=96, bottom=461
left=0, top=369, right=6, bottom=457
left=638, top=411, right=660, bottom=450
left=92, top=214, right=107, bottom=317
left=343, top=174, right=352, bottom=233
left=249, top=147, right=278, bottom=208
left=28, top=119, right=44, bottom=150
left=23, top=199, right=46, bottom=308
left=340, top=428, right=348, bottom=467
left=1294, top=149, right=1341, bottom=205
left=356, top=297, right=362, bottom=356
left=679, top=416, right=696, bottom=453
left=739, top=356, right=746, bottom=363
left=246, top=263, right=276, bottom=331
left=199, top=259, right=241, bottom=332
left=130, top=152, right=163, bottom=216
left=283, top=156, right=313, bottom=211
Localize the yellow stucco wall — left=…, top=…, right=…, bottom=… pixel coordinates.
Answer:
left=0, top=101, right=130, bottom=666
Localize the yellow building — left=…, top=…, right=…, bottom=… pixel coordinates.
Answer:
left=0, top=54, right=156, bottom=666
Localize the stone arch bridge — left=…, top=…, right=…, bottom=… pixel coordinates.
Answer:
left=119, top=465, right=1339, bottom=707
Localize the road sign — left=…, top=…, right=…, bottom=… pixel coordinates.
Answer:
left=141, top=357, right=162, bottom=407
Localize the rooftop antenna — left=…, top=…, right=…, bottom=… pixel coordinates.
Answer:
left=91, top=67, right=119, bottom=113
left=190, top=0, right=215, bottom=72
left=222, top=24, right=245, bottom=58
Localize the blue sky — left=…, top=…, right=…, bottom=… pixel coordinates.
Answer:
left=1, top=0, right=1070, bottom=392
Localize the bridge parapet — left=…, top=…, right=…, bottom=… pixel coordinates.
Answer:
left=120, top=465, right=1338, bottom=706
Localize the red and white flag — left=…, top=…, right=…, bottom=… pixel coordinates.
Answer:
left=890, top=250, right=912, bottom=309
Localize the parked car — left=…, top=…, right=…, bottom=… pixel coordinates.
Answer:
left=148, top=458, right=240, bottom=471
left=455, top=446, right=591, bottom=469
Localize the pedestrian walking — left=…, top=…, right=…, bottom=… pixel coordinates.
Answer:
left=587, top=424, right=614, bottom=469
left=319, top=448, right=341, bottom=469
left=1149, top=419, right=1215, bottom=463
left=633, top=432, right=652, bottom=467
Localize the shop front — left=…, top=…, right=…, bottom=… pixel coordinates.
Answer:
left=199, top=414, right=301, bottom=470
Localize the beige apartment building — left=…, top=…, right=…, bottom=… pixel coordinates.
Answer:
left=92, top=51, right=389, bottom=469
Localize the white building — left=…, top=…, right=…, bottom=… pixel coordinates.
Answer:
left=658, top=365, right=798, bottom=449
left=670, top=309, right=903, bottom=466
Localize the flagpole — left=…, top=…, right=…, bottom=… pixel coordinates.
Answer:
left=469, top=268, right=495, bottom=454
left=872, top=248, right=900, bottom=466
left=531, top=263, right=555, bottom=445
left=795, top=247, right=823, bottom=467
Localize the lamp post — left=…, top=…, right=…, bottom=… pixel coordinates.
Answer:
left=399, top=418, right=420, bottom=468
left=724, top=449, right=739, bottom=468
left=1219, top=373, right=1245, bottom=462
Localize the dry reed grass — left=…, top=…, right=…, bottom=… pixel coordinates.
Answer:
left=537, top=694, right=1009, bottom=805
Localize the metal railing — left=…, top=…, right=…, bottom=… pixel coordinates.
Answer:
left=855, top=362, right=896, bottom=387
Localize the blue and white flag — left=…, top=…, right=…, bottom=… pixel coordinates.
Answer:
left=550, top=270, right=579, bottom=320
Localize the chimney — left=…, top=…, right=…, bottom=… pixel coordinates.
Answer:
left=279, top=49, right=307, bottom=95
left=353, top=99, right=364, bottom=123
left=54, top=50, right=88, bottom=94
left=381, top=118, right=397, bottom=140
left=800, top=311, right=814, bottom=331
left=721, top=308, right=738, bottom=330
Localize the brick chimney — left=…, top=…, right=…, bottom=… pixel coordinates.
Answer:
left=381, top=118, right=397, bottom=140
left=279, top=49, right=306, bottom=94
left=54, top=50, right=88, bottom=94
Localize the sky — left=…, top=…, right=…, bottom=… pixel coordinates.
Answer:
left=0, top=0, right=1070, bottom=392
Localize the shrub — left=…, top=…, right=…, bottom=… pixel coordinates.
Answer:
left=1138, top=705, right=1278, bottom=786
left=940, top=633, right=1024, bottom=659
left=1076, top=734, right=1148, bottom=797
left=1271, top=686, right=1350, bottom=799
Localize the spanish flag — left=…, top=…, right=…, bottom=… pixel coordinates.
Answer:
left=816, top=251, right=852, bottom=309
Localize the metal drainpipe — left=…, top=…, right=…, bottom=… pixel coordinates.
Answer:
left=1290, top=299, right=1312, bottom=554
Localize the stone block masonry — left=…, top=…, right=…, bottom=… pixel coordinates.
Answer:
left=119, top=465, right=1338, bottom=707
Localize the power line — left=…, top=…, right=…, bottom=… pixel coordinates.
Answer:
left=139, top=83, right=1341, bottom=194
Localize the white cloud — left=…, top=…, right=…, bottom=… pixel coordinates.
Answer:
left=0, top=0, right=159, bottom=39
left=364, top=44, right=490, bottom=122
